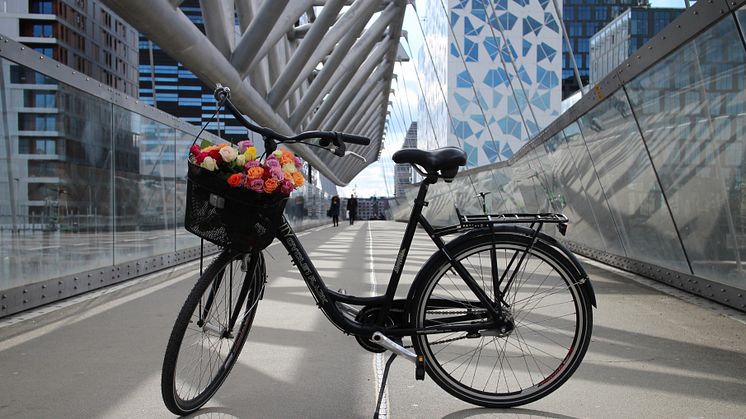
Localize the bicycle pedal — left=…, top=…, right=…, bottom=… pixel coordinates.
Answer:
left=415, top=354, right=426, bottom=380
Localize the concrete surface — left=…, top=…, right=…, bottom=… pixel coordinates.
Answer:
left=0, top=221, right=745, bottom=418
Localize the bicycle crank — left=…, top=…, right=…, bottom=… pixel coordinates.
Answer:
left=370, top=332, right=417, bottom=363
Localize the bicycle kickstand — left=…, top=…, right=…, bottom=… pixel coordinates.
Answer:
left=373, top=353, right=397, bottom=419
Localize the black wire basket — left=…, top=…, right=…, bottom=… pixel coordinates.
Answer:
left=184, top=162, right=288, bottom=251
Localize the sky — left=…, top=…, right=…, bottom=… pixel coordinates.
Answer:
left=337, top=0, right=692, bottom=199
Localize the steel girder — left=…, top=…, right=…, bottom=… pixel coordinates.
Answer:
left=100, top=0, right=406, bottom=186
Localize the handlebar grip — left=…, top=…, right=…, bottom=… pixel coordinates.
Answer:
left=338, top=133, right=371, bottom=146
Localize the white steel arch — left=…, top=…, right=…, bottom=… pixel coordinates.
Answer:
left=101, top=0, right=407, bottom=185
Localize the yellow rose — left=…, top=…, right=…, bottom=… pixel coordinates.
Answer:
left=244, top=146, right=257, bottom=161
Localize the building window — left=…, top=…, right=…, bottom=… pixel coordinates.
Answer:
left=19, top=137, right=56, bottom=154
left=29, top=0, right=53, bottom=14
left=18, top=113, right=56, bottom=131
left=33, top=46, right=54, bottom=58
left=28, top=160, right=59, bottom=177
left=24, top=90, right=56, bottom=107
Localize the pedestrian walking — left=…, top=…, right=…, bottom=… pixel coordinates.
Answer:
left=347, top=194, right=358, bottom=225
left=329, top=195, right=340, bottom=227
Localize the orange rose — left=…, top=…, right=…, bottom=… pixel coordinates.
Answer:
left=292, top=171, right=305, bottom=187
left=227, top=173, right=242, bottom=187
left=247, top=166, right=264, bottom=180
left=280, top=153, right=294, bottom=165
left=264, top=178, right=279, bottom=193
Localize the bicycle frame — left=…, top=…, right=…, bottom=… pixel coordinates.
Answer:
left=276, top=179, right=505, bottom=339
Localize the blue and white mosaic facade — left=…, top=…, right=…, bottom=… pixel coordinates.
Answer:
left=417, top=0, right=562, bottom=167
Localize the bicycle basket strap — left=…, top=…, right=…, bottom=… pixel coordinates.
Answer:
left=184, top=163, right=288, bottom=251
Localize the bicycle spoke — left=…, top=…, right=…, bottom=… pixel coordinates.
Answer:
left=415, top=237, right=590, bottom=407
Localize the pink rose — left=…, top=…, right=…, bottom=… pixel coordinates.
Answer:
left=250, top=179, right=264, bottom=192
left=265, top=158, right=281, bottom=169
left=294, top=156, right=302, bottom=170
left=280, top=179, right=294, bottom=194
left=269, top=167, right=284, bottom=181
left=244, top=160, right=260, bottom=169
left=237, top=140, right=254, bottom=153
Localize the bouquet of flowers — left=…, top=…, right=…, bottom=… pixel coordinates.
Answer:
left=188, top=139, right=305, bottom=195
left=184, top=138, right=303, bottom=251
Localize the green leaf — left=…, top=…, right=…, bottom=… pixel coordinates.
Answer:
left=199, top=139, right=212, bottom=149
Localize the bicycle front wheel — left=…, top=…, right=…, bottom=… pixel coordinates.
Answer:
left=411, top=232, right=593, bottom=408
left=162, top=249, right=265, bottom=415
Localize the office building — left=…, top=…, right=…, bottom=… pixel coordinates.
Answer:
left=590, top=7, right=683, bottom=85
left=395, top=121, right=417, bottom=198
left=561, top=0, right=645, bottom=98
left=0, top=0, right=138, bottom=95
left=0, top=0, right=139, bottom=225
left=417, top=0, right=562, bottom=167
left=138, top=0, right=247, bottom=142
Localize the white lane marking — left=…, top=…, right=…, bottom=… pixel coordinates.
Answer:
left=369, top=221, right=390, bottom=418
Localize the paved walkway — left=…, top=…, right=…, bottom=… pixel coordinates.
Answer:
left=0, top=221, right=745, bottom=418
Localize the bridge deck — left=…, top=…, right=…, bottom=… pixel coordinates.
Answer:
left=0, top=221, right=744, bottom=418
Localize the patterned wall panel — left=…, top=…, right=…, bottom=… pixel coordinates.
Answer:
left=418, top=0, right=562, bottom=168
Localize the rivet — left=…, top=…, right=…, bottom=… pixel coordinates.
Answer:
left=41, top=295, right=45, bottom=299
left=58, top=281, right=63, bottom=285
left=22, top=299, right=27, bottom=304
left=22, top=289, right=27, bottom=294
left=42, top=285, right=46, bottom=289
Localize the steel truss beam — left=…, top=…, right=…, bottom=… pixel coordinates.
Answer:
left=101, top=0, right=406, bottom=185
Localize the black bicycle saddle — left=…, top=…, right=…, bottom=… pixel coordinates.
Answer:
left=392, top=147, right=467, bottom=174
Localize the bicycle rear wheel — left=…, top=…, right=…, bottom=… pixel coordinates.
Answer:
left=411, top=232, right=593, bottom=408
left=162, top=249, right=265, bottom=415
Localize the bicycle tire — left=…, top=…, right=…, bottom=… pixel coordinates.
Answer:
left=410, top=231, right=593, bottom=408
left=161, top=249, right=265, bottom=415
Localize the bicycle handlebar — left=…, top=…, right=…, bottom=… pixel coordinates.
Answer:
left=214, top=85, right=371, bottom=157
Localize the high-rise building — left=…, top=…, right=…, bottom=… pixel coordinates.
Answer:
left=417, top=0, right=562, bottom=168
left=0, top=0, right=139, bottom=95
left=561, top=0, right=646, bottom=98
left=0, top=0, right=139, bottom=225
left=395, top=122, right=417, bottom=198
left=589, top=7, right=683, bottom=85
left=138, top=0, right=246, bottom=142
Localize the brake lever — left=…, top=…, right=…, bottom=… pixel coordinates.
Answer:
left=344, top=151, right=366, bottom=163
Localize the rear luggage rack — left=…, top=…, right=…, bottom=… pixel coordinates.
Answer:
left=456, top=210, right=569, bottom=236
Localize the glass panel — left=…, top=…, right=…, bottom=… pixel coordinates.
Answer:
left=543, top=133, right=604, bottom=244
left=113, top=108, right=176, bottom=263
left=0, top=60, right=114, bottom=290
left=175, top=129, right=199, bottom=250
left=626, top=15, right=746, bottom=286
left=578, top=90, right=688, bottom=272
left=563, top=121, right=625, bottom=255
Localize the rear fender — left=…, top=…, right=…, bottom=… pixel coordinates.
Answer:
left=404, top=226, right=597, bottom=322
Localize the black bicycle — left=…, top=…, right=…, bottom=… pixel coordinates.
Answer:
left=161, top=86, right=597, bottom=416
